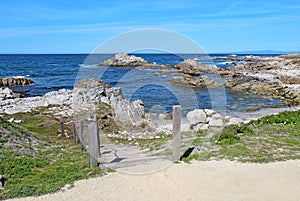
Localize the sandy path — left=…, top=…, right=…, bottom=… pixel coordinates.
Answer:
left=8, top=160, right=300, bottom=201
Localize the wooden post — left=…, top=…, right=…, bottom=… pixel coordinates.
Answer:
left=88, top=113, right=100, bottom=168
left=72, top=121, right=78, bottom=144
left=79, top=120, right=85, bottom=150
left=60, top=121, right=65, bottom=138
left=172, top=105, right=181, bottom=161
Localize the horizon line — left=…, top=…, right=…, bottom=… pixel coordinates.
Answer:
left=0, top=51, right=299, bottom=55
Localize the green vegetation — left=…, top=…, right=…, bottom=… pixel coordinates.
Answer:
left=97, top=102, right=119, bottom=133
left=1, top=104, right=299, bottom=199
left=137, top=133, right=172, bottom=151
left=108, top=132, right=173, bottom=152
left=189, top=110, right=300, bottom=163
left=0, top=108, right=107, bottom=200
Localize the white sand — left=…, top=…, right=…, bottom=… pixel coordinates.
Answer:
left=8, top=160, right=300, bottom=201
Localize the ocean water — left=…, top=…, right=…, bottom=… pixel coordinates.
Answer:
left=0, top=54, right=283, bottom=114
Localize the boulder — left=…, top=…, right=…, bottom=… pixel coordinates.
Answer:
left=0, top=87, right=26, bottom=101
left=208, top=118, right=224, bottom=128
left=186, top=109, right=207, bottom=125
left=0, top=87, right=13, bottom=100
left=204, top=109, right=216, bottom=116
left=226, top=117, right=243, bottom=125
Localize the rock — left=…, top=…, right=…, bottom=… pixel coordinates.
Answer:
left=208, top=118, right=224, bottom=128
left=98, top=54, right=166, bottom=68
left=216, top=55, right=300, bottom=105
left=224, top=115, right=230, bottom=123
left=186, top=109, right=207, bottom=125
left=174, top=59, right=218, bottom=75
left=204, top=109, right=217, bottom=116
left=170, top=75, right=222, bottom=88
left=211, top=113, right=224, bottom=120
left=173, top=59, right=201, bottom=76
left=158, top=113, right=171, bottom=120
left=194, top=123, right=209, bottom=131
left=0, top=87, right=13, bottom=100
left=1, top=78, right=149, bottom=130
left=99, top=54, right=147, bottom=67
left=226, top=117, right=243, bottom=125
left=13, top=119, right=23, bottom=123
left=0, top=77, right=34, bottom=87
left=110, top=97, right=146, bottom=126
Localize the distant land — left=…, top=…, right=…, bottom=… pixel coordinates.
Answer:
left=130, top=49, right=300, bottom=55
left=227, top=50, right=300, bottom=55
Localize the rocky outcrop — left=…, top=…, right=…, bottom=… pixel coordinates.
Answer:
left=0, top=89, right=73, bottom=115
left=99, top=54, right=147, bottom=67
left=98, top=54, right=170, bottom=68
left=73, top=78, right=147, bottom=126
left=173, top=59, right=219, bottom=75
left=214, top=55, right=257, bottom=62
left=215, top=55, right=300, bottom=105
left=0, top=77, right=34, bottom=87
left=0, top=78, right=151, bottom=132
left=170, top=74, right=222, bottom=88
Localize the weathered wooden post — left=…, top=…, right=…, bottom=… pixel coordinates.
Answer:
left=88, top=113, right=100, bottom=168
left=72, top=121, right=78, bottom=144
left=60, top=121, right=65, bottom=138
left=172, top=105, right=182, bottom=161
left=79, top=120, right=85, bottom=150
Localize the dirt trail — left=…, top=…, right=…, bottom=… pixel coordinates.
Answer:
left=8, top=160, right=300, bottom=201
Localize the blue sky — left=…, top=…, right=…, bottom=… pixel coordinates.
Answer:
left=0, top=0, right=299, bottom=53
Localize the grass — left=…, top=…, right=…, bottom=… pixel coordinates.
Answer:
left=188, top=110, right=300, bottom=163
left=0, top=107, right=108, bottom=200
left=1, top=105, right=299, bottom=199
left=108, top=132, right=173, bottom=152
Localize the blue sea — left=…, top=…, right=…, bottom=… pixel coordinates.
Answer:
left=0, top=54, right=283, bottom=115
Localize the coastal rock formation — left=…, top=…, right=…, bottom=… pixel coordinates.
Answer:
left=214, top=55, right=257, bottom=62
left=73, top=78, right=147, bottom=126
left=99, top=54, right=148, bottom=67
left=216, top=55, right=300, bottom=105
left=0, top=89, right=73, bottom=115
left=174, top=59, right=219, bottom=75
left=98, top=54, right=170, bottom=68
left=170, top=74, right=222, bottom=88
left=0, top=77, right=34, bottom=87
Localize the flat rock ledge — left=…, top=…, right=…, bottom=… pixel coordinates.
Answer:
left=0, top=77, right=34, bottom=88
